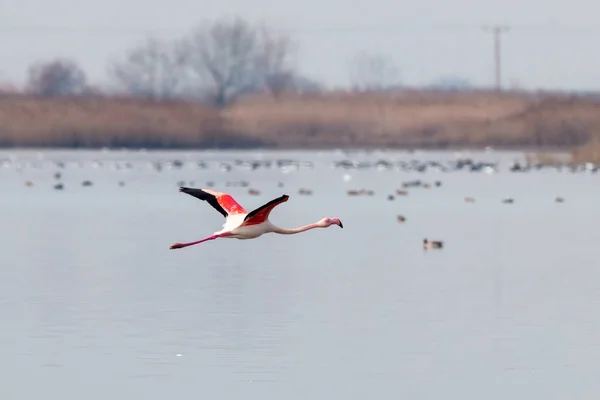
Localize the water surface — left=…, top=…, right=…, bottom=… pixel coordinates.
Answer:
left=2, top=149, right=600, bottom=399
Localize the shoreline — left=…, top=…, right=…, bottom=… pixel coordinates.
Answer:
left=0, top=145, right=571, bottom=156
left=0, top=91, right=598, bottom=162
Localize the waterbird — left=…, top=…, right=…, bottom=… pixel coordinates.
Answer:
left=347, top=189, right=375, bottom=196
left=248, top=188, right=261, bottom=196
left=423, top=239, right=443, bottom=249
left=170, top=187, right=343, bottom=250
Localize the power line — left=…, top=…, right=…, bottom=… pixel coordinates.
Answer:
left=0, top=23, right=599, bottom=35
left=483, top=25, right=510, bottom=91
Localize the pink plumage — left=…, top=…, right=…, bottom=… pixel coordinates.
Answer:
left=170, top=187, right=343, bottom=250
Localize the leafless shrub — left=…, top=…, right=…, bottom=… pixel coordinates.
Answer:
left=178, top=16, right=296, bottom=106
left=27, top=58, right=87, bottom=96
left=107, top=37, right=186, bottom=100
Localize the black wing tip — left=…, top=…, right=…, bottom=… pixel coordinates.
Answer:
left=179, top=186, right=210, bottom=197
left=275, top=194, right=290, bottom=204
left=178, top=186, right=227, bottom=218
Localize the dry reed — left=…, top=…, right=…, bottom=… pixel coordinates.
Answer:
left=1, top=91, right=600, bottom=150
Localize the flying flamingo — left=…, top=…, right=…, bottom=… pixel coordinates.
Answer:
left=170, top=187, right=343, bottom=250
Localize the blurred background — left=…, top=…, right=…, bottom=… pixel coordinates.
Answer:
left=1, top=0, right=599, bottom=91
left=0, top=0, right=600, bottom=156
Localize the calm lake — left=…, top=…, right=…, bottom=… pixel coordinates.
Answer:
left=2, top=148, right=600, bottom=399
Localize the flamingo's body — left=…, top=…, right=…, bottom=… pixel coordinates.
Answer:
left=170, top=187, right=343, bottom=249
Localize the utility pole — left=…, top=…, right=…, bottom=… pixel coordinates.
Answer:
left=482, top=25, right=509, bottom=91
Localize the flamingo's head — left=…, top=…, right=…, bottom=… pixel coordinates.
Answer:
left=320, top=217, right=343, bottom=228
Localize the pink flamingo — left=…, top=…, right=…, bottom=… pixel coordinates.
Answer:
left=170, top=187, right=343, bottom=250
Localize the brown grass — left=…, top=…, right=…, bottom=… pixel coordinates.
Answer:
left=0, top=95, right=255, bottom=148
left=2, top=90, right=600, bottom=150
left=224, top=90, right=532, bottom=148
left=570, top=139, right=600, bottom=164
left=524, top=152, right=567, bottom=166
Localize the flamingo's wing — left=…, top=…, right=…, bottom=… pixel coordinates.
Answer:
left=179, top=187, right=247, bottom=217
left=242, top=194, right=289, bottom=226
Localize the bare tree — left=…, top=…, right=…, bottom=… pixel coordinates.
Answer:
left=27, top=58, right=87, bottom=96
left=108, top=36, right=186, bottom=100
left=348, top=52, right=401, bottom=91
left=178, top=17, right=296, bottom=106
left=255, top=25, right=297, bottom=98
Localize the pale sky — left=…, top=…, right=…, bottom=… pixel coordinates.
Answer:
left=1, top=0, right=599, bottom=91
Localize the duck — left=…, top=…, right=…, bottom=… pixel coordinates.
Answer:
left=423, top=238, right=443, bottom=249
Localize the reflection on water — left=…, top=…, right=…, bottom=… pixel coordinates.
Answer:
left=2, top=149, right=600, bottom=399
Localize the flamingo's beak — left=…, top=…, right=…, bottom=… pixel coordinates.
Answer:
left=337, top=220, right=343, bottom=228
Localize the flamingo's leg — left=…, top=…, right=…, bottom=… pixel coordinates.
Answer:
left=170, top=232, right=232, bottom=249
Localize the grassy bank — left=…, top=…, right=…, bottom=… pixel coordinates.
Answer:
left=1, top=91, right=600, bottom=153
left=571, top=142, right=600, bottom=164
left=0, top=95, right=257, bottom=148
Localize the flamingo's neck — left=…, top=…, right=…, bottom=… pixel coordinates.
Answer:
left=271, top=222, right=320, bottom=235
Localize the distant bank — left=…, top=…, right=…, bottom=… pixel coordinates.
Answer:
left=1, top=90, right=600, bottom=162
